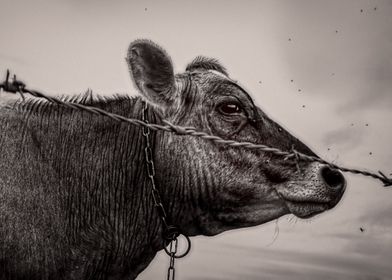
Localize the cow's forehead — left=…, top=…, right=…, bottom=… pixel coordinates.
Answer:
left=193, top=70, right=255, bottom=102
left=183, top=69, right=243, bottom=93
left=177, top=69, right=259, bottom=120
left=199, top=69, right=236, bottom=84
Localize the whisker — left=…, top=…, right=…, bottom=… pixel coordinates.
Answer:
left=266, top=218, right=280, bottom=247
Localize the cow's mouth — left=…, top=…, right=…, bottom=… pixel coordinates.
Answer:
left=283, top=199, right=330, bottom=218
left=275, top=189, right=331, bottom=218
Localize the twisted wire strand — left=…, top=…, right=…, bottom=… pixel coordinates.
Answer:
left=0, top=74, right=391, bottom=187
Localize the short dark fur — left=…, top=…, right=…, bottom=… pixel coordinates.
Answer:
left=16, top=90, right=130, bottom=113
left=1, top=96, right=162, bottom=279
left=185, top=56, right=228, bottom=76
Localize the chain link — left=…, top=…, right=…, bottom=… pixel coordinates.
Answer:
left=142, top=102, right=171, bottom=230
left=167, top=237, right=178, bottom=280
left=142, top=102, right=192, bottom=280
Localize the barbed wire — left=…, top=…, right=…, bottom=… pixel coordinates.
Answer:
left=1, top=70, right=391, bottom=187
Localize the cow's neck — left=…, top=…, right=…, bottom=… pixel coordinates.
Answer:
left=21, top=96, right=166, bottom=278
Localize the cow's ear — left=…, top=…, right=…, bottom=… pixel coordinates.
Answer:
left=127, top=40, right=176, bottom=108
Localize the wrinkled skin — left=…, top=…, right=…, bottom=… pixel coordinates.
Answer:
left=129, top=40, right=346, bottom=237
left=155, top=74, right=345, bottom=235
left=0, top=40, right=346, bottom=279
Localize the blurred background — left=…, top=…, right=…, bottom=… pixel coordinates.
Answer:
left=1, top=0, right=391, bottom=279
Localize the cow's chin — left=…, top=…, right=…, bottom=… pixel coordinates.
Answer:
left=283, top=199, right=329, bottom=219
left=192, top=205, right=289, bottom=237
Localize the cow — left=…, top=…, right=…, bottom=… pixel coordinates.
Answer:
left=0, top=39, right=346, bottom=279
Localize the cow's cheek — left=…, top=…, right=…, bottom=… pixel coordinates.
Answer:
left=212, top=179, right=289, bottom=223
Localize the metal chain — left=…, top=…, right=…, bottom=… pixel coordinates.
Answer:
left=142, top=102, right=191, bottom=280
left=167, top=238, right=178, bottom=280
left=1, top=70, right=391, bottom=188
left=142, top=102, right=170, bottom=231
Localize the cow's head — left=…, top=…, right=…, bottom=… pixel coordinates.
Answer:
left=127, top=40, right=346, bottom=236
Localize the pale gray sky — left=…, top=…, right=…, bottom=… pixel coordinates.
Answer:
left=1, top=0, right=391, bottom=279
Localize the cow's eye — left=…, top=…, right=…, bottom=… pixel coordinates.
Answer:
left=218, top=102, right=243, bottom=115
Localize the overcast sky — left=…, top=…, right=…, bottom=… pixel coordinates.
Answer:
left=1, top=0, right=391, bottom=279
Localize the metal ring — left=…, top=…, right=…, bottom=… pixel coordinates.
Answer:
left=164, top=234, right=191, bottom=259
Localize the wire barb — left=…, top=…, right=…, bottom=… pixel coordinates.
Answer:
left=378, top=171, right=392, bottom=187
left=0, top=70, right=25, bottom=94
left=290, top=146, right=302, bottom=174
left=1, top=70, right=391, bottom=188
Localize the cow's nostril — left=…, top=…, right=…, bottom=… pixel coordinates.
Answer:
left=320, top=166, right=345, bottom=190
